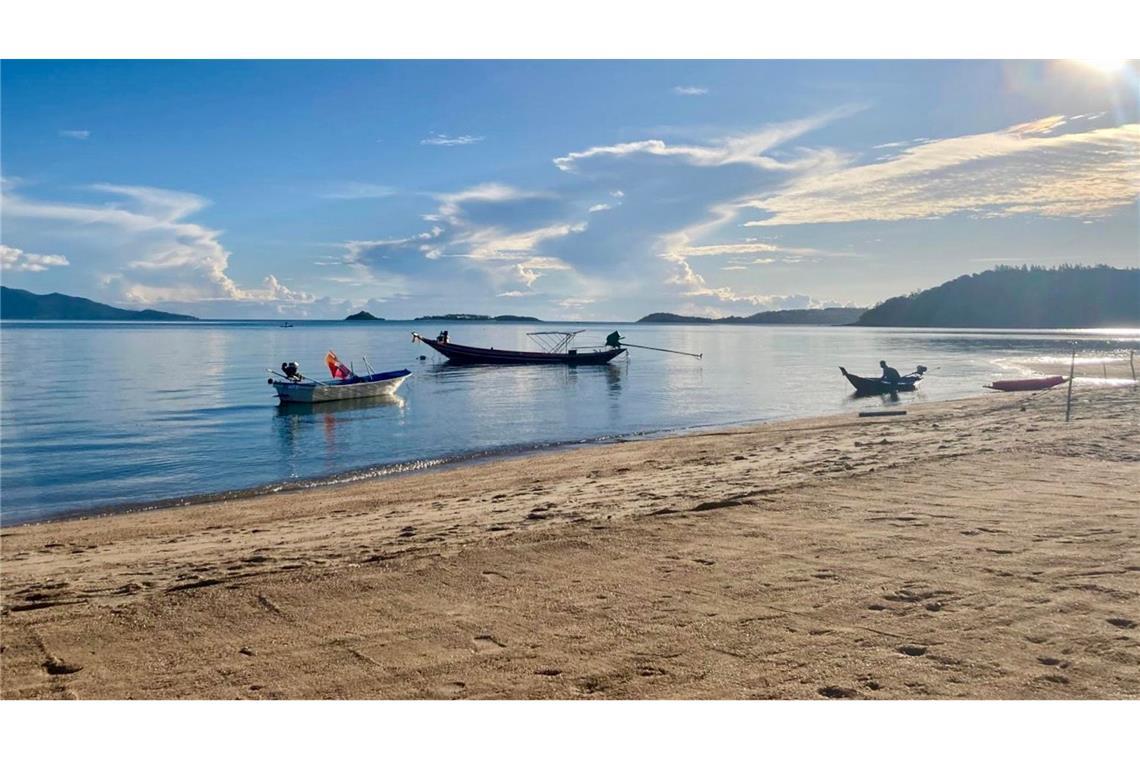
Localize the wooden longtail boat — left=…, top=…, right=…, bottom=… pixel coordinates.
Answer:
left=413, top=330, right=626, bottom=365
left=984, top=376, right=1065, bottom=392
left=839, top=366, right=924, bottom=395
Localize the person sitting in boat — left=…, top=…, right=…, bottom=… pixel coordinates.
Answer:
left=281, top=361, right=301, bottom=380
left=437, top=330, right=450, bottom=344
left=879, top=360, right=902, bottom=385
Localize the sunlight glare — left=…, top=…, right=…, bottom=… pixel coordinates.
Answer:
left=1072, top=58, right=1129, bottom=74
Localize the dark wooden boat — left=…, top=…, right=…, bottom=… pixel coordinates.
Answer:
left=984, top=375, right=1065, bottom=392
left=840, top=366, right=923, bottom=395
left=414, top=330, right=626, bottom=365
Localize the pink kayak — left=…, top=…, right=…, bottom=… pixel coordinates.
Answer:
left=985, top=376, right=1066, bottom=392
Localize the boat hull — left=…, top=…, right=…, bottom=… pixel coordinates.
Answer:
left=985, top=376, right=1065, bottom=392
left=840, top=367, right=919, bottom=395
left=420, top=338, right=625, bottom=365
left=272, top=369, right=411, bottom=404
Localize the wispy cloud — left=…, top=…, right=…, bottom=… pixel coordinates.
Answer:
left=554, top=106, right=861, bottom=173
left=59, top=129, right=89, bottom=140
left=744, top=117, right=1140, bottom=226
left=673, top=85, right=708, bottom=96
left=421, top=132, right=484, bottom=147
left=588, top=203, right=612, bottom=213
left=319, top=182, right=397, bottom=200
left=0, top=244, right=70, bottom=272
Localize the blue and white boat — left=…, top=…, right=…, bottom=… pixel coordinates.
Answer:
left=269, top=352, right=411, bottom=404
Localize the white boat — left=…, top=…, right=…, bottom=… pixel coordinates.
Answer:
left=270, top=368, right=412, bottom=404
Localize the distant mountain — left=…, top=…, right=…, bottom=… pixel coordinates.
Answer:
left=414, top=313, right=542, bottom=322
left=345, top=310, right=383, bottom=321
left=854, top=265, right=1140, bottom=328
left=638, top=307, right=865, bottom=325
left=0, top=286, right=198, bottom=321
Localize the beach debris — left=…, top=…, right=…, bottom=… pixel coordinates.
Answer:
left=859, top=410, right=907, bottom=418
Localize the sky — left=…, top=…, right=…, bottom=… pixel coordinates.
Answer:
left=1, top=59, right=1137, bottom=320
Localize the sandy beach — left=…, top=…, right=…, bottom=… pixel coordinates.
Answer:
left=2, top=383, right=1137, bottom=699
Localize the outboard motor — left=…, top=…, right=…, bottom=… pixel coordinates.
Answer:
left=281, top=361, right=301, bottom=380
left=916, top=364, right=928, bottom=375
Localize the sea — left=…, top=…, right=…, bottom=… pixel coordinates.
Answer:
left=1, top=320, right=1136, bottom=524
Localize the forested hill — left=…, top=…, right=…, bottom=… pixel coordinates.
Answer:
left=854, top=266, right=1140, bottom=328
left=0, top=286, right=198, bottom=321
left=638, top=307, right=865, bottom=325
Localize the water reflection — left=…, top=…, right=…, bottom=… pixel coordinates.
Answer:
left=273, top=394, right=409, bottom=473
left=275, top=394, right=407, bottom=417
left=4, top=321, right=1137, bottom=522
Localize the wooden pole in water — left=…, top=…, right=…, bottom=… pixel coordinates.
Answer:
left=1065, top=347, right=1076, bottom=423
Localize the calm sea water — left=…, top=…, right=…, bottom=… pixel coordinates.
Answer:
left=1, top=321, right=1136, bottom=523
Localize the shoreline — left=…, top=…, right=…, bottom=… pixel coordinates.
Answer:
left=3, top=385, right=1137, bottom=699
left=1, top=412, right=793, bottom=528
left=12, top=376, right=1129, bottom=528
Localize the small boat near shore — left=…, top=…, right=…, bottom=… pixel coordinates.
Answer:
left=413, top=330, right=626, bottom=365
left=840, top=366, right=925, bottom=396
left=268, top=351, right=411, bottom=404
left=270, top=369, right=412, bottom=404
left=985, top=376, right=1065, bottom=392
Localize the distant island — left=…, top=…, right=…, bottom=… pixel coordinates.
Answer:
left=639, top=307, right=866, bottom=325
left=345, top=310, right=383, bottom=321
left=413, top=313, right=542, bottom=322
left=0, top=286, right=198, bottom=321
left=854, top=265, right=1140, bottom=328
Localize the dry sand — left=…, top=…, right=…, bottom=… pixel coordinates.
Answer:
left=2, top=384, right=1138, bottom=699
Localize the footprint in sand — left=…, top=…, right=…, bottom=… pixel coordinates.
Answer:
left=1106, top=617, right=1135, bottom=629
left=818, top=685, right=858, bottom=699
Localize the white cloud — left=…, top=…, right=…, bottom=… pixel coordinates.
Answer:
left=1, top=184, right=313, bottom=309
left=588, top=203, right=612, bottom=213
left=744, top=117, right=1140, bottom=226
left=557, top=297, right=595, bottom=309
left=59, top=129, right=89, bottom=140
left=0, top=244, right=70, bottom=272
left=673, top=86, right=709, bottom=96
left=432, top=183, right=553, bottom=224
left=553, top=106, right=862, bottom=173
left=420, top=132, right=484, bottom=146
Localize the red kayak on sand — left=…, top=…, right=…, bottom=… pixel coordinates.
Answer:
left=985, top=376, right=1066, bottom=392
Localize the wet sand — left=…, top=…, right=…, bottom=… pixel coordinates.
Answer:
left=2, top=384, right=1138, bottom=699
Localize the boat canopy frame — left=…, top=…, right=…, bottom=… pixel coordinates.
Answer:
left=526, top=330, right=586, bottom=353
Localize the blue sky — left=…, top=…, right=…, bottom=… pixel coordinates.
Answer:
left=2, top=59, right=1137, bottom=319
